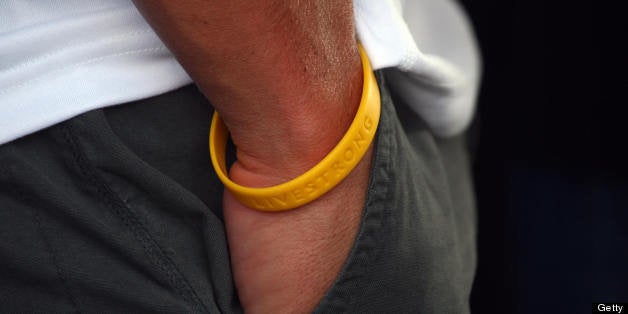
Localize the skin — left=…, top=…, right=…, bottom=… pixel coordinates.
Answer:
left=132, top=1, right=371, bottom=312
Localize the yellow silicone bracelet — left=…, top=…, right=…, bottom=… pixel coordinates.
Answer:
left=209, top=44, right=381, bottom=211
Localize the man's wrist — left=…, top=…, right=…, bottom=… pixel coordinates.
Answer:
left=217, top=42, right=363, bottom=186
left=226, top=61, right=363, bottom=188
left=134, top=1, right=362, bottom=184
left=210, top=44, right=380, bottom=212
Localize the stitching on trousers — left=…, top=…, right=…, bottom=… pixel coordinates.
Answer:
left=0, top=168, right=81, bottom=313
left=58, top=124, right=209, bottom=313
left=31, top=206, right=82, bottom=314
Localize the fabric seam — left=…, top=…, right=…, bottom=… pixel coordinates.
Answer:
left=0, top=168, right=82, bottom=313
left=1, top=29, right=154, bottom=75
left=30, top=204, right=82, bottom=314
left=58, top=124, right=210, bottom=313
left=0, top=47, right=167, bottom=96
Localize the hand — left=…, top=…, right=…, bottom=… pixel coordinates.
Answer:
left=133, top=1, right=371, bottom=312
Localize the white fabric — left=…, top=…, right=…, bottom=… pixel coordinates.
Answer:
left=0, top=0, right=480, bottom=144
left=354, top=0, right=481, bottom=137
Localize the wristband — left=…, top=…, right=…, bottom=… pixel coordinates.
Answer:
left=209, top=44, right=380, bottom=211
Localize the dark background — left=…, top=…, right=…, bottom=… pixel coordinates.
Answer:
left=457, top=0, right=627, bottom=313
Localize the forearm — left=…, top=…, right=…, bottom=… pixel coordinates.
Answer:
left=132, top=1, right=362, bottom=178
left=133, top=1, right=369, bottom=312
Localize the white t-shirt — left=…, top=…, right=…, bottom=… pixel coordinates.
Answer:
left=0, top=0, right=480, bottom=145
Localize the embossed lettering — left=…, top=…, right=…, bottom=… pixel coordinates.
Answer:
left=292, top=188, right=305, bottom=201
left=343, top=147, right=354, bottom=161
left=332, top=161, right=346, bottom=171
left=364, top=116, right=373, bottom=130
left=250, top=197, right=269, bottom=209
left=353, top=129, right=367, bottom=150
left=305, top=182, right=317, bottom=194
left=271, top=193, right=289, bottom=206
left=319, top=171, right=333, bottom=185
